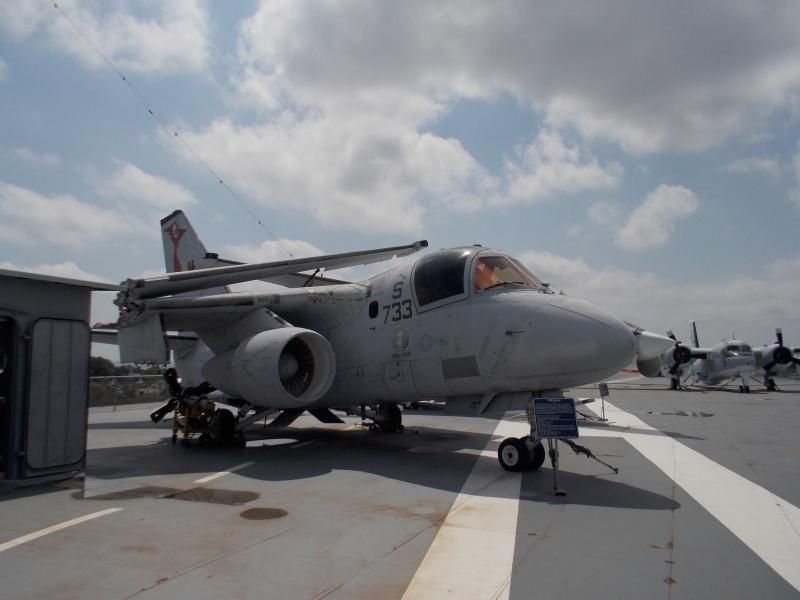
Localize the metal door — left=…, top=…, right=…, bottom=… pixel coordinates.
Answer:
left=25, top=318, right=90, bottom=472
left=0, top=317, right=12, bottom=476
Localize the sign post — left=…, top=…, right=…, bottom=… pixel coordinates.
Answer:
left=533, top=397, right=579, bottom=496
left=598, top=382, right=609, bottom=421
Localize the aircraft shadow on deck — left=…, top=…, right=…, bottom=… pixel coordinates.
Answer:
left=66, top=422, right=682, bottom=512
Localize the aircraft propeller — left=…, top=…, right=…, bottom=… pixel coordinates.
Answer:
left=666, top=330, right=693, bottom=375
left=761, top=328, right=798, bottom=373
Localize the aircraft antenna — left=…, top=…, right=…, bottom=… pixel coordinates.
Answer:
left=50, top=2, right=294, bottom=258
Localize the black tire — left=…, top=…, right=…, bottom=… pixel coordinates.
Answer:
left=767, top=378, right=776, bottom=391
left=210, top=409, right=236, bottom=446
left=528, top=441, right=546, bottom=470
left=519, top=436, right=546, bottom=470
left=670, top=378, right=679, bottom=390
left=744, top=386, right=751, bottom=394
left=376, top=403, right=403, bottom=432
left=498, top=437, right=530, bottom=472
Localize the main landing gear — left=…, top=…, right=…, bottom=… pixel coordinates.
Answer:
left=498, top=436, right=546, bottom=472
left=670, top=377, right=680, bottom=390
left=356, top=403, right=404, bottom=432
left=737, top=373, right=751, bottom=394
left=764, top=376, right=778, bottom=392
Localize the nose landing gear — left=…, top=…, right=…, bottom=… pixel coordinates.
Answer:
left=498, top=436, right=546, bottom=472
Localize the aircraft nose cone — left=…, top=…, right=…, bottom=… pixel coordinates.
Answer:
left=531, top=297, right=635, bottom=378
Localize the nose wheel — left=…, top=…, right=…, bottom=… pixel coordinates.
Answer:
left=498, top=437, right=546, bottom=472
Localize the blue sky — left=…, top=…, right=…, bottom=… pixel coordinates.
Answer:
left=1, top=1, right=799, bottom=359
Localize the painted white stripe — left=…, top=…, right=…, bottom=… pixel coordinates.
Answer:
left=454, top=448, right=497, bottom=458
left=290, top=440, right=315, bottom=449
left=600, top=400, right=800, bottom=592
left=0, top=508, right=122, bottom=553
left=194, top=461, right=255, bottom=484
left=403, top=420, right=527, bottom=600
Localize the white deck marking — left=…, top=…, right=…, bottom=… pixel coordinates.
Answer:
left=403, top=420, right=528, bottom=600
left=598, top=400, right=800, bottom=592
left=194, top=461, right=255, bottom=484
left=0, top=508, right=122, bottom=553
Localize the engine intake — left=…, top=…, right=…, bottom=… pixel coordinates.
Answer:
left=202, top=328, right=336, bottom=408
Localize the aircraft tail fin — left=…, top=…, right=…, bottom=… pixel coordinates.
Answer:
left=690, top=320, right=700, bottom=348
left=160, top=210, right=227, bottom=297
left=161, top=210, right=211, bottom=274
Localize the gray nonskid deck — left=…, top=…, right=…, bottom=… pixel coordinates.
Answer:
left=0, top=381, right=798, bottom=599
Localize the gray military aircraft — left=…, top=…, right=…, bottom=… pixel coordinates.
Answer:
left=109, top=210, right=672, bottom=471
left=640, top=321, right=756, bottom=392
left=753, top=329, right=800, bottom=390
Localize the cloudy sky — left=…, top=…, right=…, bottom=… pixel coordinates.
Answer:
left=2, top=1, right=800, bottom=360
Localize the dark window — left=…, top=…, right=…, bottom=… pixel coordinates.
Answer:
left=414, top=250, right=472, bottom=307
left=368, top=301, right=379, bottom=318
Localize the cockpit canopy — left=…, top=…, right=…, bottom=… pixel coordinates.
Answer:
left=412, top=247, right=547, bottom=309
left=472, top=255, right=544, bottom=291
left=724, top=343, right=752, bottom=357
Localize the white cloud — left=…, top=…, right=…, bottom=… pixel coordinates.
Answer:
left=0, top=2, right=40, bottom=41
left=229, top=2, right=800, bottom=154
left=520, top=251, right=800, bottom=346
left=0, top=0, right=209, bottom=75
left=12, top=147, right=61, bottom=167
left=499, top=130, right=620, bottom=205
left=722, top=157, right=781, bottom=177
left=616, top=185, right=698, bottom=250
left=178, top=115, right=489, bottom=234
left=587, top=201, right=622, bottom=226
left=0, top=181, right=141, bottom=247
left=223, top=239, right=324, bottom=263
left=90, top=161, right=195, bottom=211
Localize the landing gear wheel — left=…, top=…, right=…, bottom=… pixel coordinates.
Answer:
left=670, top=377, right=679, bottom=390
left=744, top=386, right=751, bottom=394
left=529, top=441, right=546, bottom=470
left=520, top=436, right=546, bottom=470
left=739, top=385, right=744, bottom=393
left=498, top=437, right=530, bottom=472
left=767, top=378, right=777, bottom=391
left=209, top=409, right=236, bottom=446
left=376, top=403, right=403, bottom=432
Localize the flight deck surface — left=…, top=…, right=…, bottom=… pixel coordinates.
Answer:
left=1, top=377, right=799, bottom=599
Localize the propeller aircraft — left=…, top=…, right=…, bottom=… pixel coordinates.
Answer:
left=753, top=329, right=800, bottom=391
left=638, top=321, right=757, bottom=392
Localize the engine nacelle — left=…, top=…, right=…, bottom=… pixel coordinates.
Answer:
left=760, top=344, right=793, bottom=368
left=202, top=328, right=336, bottom=408
left=636, top=356, right=663, bottom=378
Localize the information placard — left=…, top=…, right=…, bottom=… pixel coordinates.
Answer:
left=533, top=397, right=579, bottom=439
